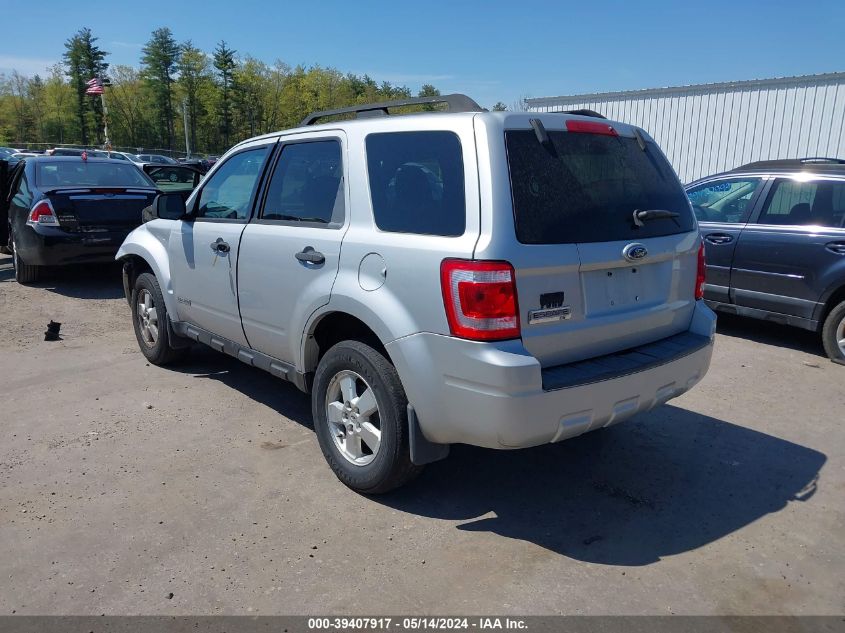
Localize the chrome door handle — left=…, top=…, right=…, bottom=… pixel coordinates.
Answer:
left=826, top=241, right=845, bottom=255
left=705, top=233, right=733, bottom=245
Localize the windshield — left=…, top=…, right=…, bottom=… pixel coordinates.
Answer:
left=36, top=161, right=155, bottom=188
left=505, top=129, right=694, bottom=244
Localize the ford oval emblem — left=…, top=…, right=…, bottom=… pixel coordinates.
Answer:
left=623, top=243, right=648, bottom=261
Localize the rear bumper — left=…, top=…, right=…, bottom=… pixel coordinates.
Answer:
left=386, top=301, right=716, bottom=449
left=15, top=223, right=129, bottom=266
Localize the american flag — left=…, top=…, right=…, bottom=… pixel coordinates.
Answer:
left=85, top=77, right=104, bottom=95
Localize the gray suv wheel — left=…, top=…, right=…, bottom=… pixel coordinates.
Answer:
left=312, top=340, right=422, bottom=494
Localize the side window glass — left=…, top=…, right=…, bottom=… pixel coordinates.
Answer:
left=686, top=178, right=760, bottom=223
left=261, top=140, right=344, bottom=225
left=12, top=172, right=31, bottom=207
left=759, top=180, right=845, bottom=228
left=148, top=166, right=198, bottom=194
left=196, top=147, right=270, bottom=220
left=366, top=131, right=465, bottom=236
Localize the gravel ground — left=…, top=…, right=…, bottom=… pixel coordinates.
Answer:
left=0, top=255, right=842, bottom=615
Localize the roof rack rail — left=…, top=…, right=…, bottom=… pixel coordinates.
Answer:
left=563, top=108, right=607, bottom=119
left=300, top=93, right=485, bottom=126
left=737, top=157, right=845, bottom=169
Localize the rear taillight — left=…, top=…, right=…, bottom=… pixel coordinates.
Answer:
left=565, top=119, right=618, bottom=136
left=696, top=242, right=706, bottom=300
left=441, top=259, right=520, bottom=341
left=28, top=200, right=60, bottom=226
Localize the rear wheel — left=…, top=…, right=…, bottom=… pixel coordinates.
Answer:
left=312, top=340, right=422, bottom=494
left=821, top=300, right=845, bottom=363
left=131, top=272, right=186, bottom=365
left=10, top=230, right=40, bottom=284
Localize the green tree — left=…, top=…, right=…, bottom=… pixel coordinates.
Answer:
left=43, top=64, right=72, bottom=144
left=109, top=65, right=153, bottom=148
left=177, top=41, right=213, bottom=154
left=63, top=28, right=108, bottom=145
left=418, top=83, right=441, bottom=111
left=213, top=41, right=237, bottom=147
left=141, top=27, right=180, bottom=149
left=492, top=102, right=507, bottom=111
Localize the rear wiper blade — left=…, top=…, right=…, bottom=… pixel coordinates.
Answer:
left=633, top=208, right=680, bottom=227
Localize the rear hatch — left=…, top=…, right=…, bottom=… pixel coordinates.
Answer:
left=502, top=117, right=699, bottom=367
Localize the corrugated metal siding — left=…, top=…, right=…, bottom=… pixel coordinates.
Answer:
left=525, top=73, right=845, bottom=183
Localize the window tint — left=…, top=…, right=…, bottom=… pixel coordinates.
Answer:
left=506, top=130, right=693, bottom=244
left=262, top=140, right=343, bottom=225
left=366, top=131, right=465, bottom=236
left=759, top=179, right=845, bottom=228
left=12, top=173, right=32, bottom=207
left=686, top=178, right=761, bottom=223
left=36, top=161, right=153, bottom=188
left=196, top=147, right=270, bottom=220
left=147, top=166, right=198, bottom=194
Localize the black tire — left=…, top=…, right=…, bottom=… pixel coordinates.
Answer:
left=821, top=300, right=845, bottom=363
left=131, top=272, right=186, bottom=365
left=312, top=340, right=423, bottom=494
left=11, top=230, right=40, bottom=284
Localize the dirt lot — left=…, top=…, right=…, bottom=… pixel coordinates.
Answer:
left=0, top=255, right=843, bottom=616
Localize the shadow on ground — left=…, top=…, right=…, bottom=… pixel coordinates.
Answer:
left=715, top=311, right=825, bottom=357
left=0, top=255, right=124, bottom=299
left=167, top=346, right=825, bottom=566
left=385, top=406, right=824, bottom=565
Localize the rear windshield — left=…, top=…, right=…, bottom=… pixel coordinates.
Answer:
left=36, top=161, right=154, bottom=188
left=505, top=130, right=693, bottom=244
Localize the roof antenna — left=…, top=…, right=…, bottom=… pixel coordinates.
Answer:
left=529, top=119, right=555, bottom=154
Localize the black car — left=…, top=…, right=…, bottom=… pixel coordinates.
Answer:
left=3, top=156, right=161, bottom=283
left=686, top=158, right=845, bottom=362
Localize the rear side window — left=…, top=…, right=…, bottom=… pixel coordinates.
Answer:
left=366, top=131, right=465, bottom=236
left=505, top=130, right=694, bottom=244
left=758, top=179, right=845, bottom=228
left=36, top=161, right=153, bottom=188
left=262, top=140, right=344, bottom=225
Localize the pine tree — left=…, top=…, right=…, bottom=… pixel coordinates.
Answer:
left=213, top=41, right=237, bottom=148
left=141, top=27, right=180, bottom=149
left=63, top=28, right=108, bottom=145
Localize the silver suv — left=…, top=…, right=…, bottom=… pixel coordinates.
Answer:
left=117, top=94, right=716, bottom=493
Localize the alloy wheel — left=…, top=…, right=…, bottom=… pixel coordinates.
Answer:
left=325, top=370, right=382, bottom=466
left=136, top=288, right=159, bottom=347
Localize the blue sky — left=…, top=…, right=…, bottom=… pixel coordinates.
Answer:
left=3, top=0, right=844, bottom=109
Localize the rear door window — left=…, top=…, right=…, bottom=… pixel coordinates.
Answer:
left=366, top=131, right=465, bottom=236
left=758, top=179, right=845, bottom=228
left=261, top=140, right=344, bottom=226
left=505, top=129, right=694, bottom=244
left=686, top=178, right=762, bottom=223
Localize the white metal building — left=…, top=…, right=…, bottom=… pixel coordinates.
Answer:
left=524, top=72, right=845, bottom=183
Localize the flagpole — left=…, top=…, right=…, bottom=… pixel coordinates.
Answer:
left=99, top=73, right=111, bottom=153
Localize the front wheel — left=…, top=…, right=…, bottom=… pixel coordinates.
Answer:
left=821, top=300, right=845, bottom=363
left=312, top=340, right=422, bottom=494
left=131, top=272, right=186, bottom=365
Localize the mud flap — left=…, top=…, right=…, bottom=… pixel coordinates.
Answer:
left=408, top=404, right=450, bottom=465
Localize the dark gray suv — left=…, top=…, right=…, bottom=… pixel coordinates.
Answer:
left=686, top=158, right=845, bottom=362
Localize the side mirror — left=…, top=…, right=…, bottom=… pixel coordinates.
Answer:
left=143, top=193, right=188, bottom=223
